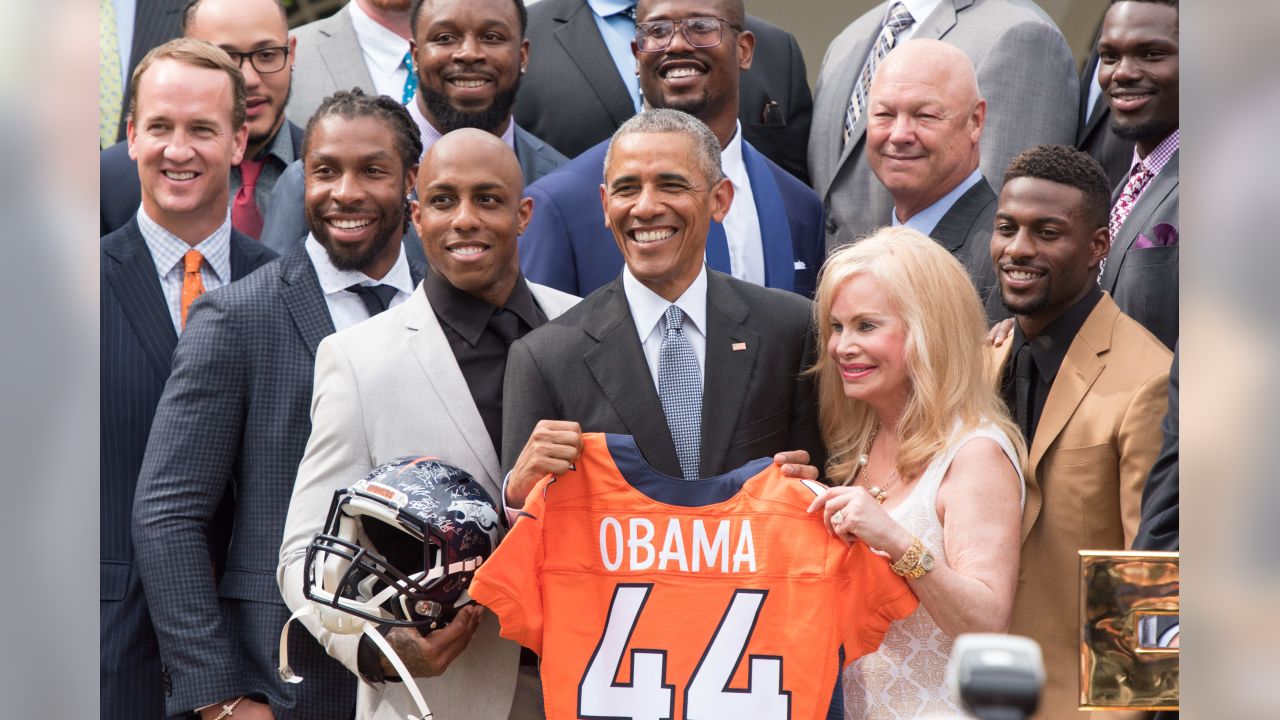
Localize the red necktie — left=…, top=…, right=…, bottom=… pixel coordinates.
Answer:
left=232, top=158, right=265, bottom=239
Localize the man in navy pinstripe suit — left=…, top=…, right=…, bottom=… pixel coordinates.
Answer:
left=101, top=39, right=276, bottom=720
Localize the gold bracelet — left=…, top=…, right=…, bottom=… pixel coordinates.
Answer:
left=213, top=697, right=246, bottom=720
left=891, top=537, right=924, bottom=576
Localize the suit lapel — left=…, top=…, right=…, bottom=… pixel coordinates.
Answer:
left=228, top=229, right=270, bottom=280
left=930, top=177, right=995, bottom=253
left=553, top=5, right=636, bottom=127
left=317, top=5, right=376, bottom=97
left=1101, top=152, right=1178, bottom=291
left=742, top=143, right=795, bottom=292
left=104, top=221, right=178, bottom=378
left=277, top=245, right=336, bottom=358
left=582, top=282, right=682, bottom=474
left=403, top=289, right=502, bottom=493
left=699, top=273, right=759, bottom=477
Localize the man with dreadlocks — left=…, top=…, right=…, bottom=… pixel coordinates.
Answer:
left=133, top=89, right=428, bottom=720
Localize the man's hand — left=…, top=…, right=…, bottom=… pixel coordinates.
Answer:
left=199, top=697, right=274, bottom=720
left=986, top=318, right=1014, bottom=346
left=774, top=449, right=820, bottom=481
left=381, top=605, right=483, bottom=679
left=506, top=420, right=582, bottom=509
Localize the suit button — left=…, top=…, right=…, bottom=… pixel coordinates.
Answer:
left=825, top=220, right=838, bottom=235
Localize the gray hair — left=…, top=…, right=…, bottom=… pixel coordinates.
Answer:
left=604, top=109, right=724, bottom=184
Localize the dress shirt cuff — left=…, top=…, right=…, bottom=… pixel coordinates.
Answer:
left=501, top=470, right=521, bottom=526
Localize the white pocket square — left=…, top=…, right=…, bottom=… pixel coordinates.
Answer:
left=794, top=260, right=807, bottom=270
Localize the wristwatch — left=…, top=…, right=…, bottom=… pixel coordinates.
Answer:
left=904, top=546, right=935, bottom=579
left=892, top=537, right=935, bottom=579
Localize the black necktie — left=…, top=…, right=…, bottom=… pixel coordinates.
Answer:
left=1012, top=343, right=1035, bottom=440
left=346, top=284, right=398, bottom=317
left=488, top=307, right=522, bottom=346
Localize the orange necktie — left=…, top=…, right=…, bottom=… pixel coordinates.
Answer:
left=181, top=249, right=206, bottom=329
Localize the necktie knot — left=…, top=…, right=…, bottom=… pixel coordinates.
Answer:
left=886, top=2, right=914, bottom=30
left=622, top=3, right=638, bottom=21
left=663, top=305, right=686, bottom=336
left=489, top=308, right=523, bottom=345
left=183, top=249, right=205, bottom=274
left=346, top=283, right=398, bottom=317
left=238, top=157, right=264, bottom=188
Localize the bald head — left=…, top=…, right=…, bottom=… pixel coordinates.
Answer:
left=865, top=39, right=986, bottom=222
left=413, top=128, right=531, bottom=307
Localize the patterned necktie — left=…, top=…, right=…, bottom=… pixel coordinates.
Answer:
left=100, top=0, right=123, bottom=148
left=232, top=158, right=265, bottom=239
left=1011, top=342, right=1034, bottom=441
left=346, top=284, right=399, bottom=317
left=402, top=51, right=418, bottom=105
left=1101, top=161, right=1153, bottom=280
left=842, top=1, right=914, bottom=148
left=657, top=305, right=702, bottom=480
left=180, top=249, right=206, bottom=329
left=623, top=3, right=637, bottom=21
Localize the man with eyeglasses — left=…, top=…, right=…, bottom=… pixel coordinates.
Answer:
left=517, top=0, right=825, bottom=301
left=101, top=0, right=303, bottom=240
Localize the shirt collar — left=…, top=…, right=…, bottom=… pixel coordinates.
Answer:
left=303, top=232, right=414, bottom=297
left=587, top=0, right=635, bottom=17
left=1012, top=284, right=1103, bottom=384
left=347, top=0, right=411, bottom=77
left=408, top=98, right=517, bottom=160
left=898, top=0, right=943, bottom=25
left=719, top=121, right=748, bottom=190
left=252, top=116, right=296, bottom=165
left=623, top=264, right=708, bottom=339
left=136, top=206, right=232, bottom=283
left=892, top=168, right=982, bottom=235
left=1132, top=128, right=1180, bottom=175
left=423, top=268, right=541, bottom=346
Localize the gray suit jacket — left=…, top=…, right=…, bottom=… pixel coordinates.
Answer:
left=132, top=244, right=425, bottom=718
left=502, top=271, right=827, bottom=483
left=926, top=176, right=1006, bottom=322
left=1077, top=46, right=1136, bottom=190
left=259, top=124, right=567, bottom=263
left=809, top=0, right=1078, bottom=251
left=1101, top=150, right=1178, bottom=350
left=285, top=4, right=374, bottom=128
left=278, top=280, right=578, bottom=720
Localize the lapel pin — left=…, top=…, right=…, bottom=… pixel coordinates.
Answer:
left=731, top=342, right=747, bottom=351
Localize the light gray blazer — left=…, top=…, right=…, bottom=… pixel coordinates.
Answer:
left=277, top=280, right=578, bottom=720
left=286, top=4, right=375, bottom=128
left=808, top=0, right=1079, bottom=251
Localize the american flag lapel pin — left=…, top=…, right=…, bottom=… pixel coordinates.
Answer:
left=731, top=342, right=747, bottom=352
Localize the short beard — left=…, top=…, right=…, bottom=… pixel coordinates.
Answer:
left=1110, top=116, right=1176, bottom=144
left=420, top=80, right=520, bottom=134
left=656, top=91, right=709, bottom=119
left=306, top=208, right=402, bottom=273
left=1000, top=281, right=1052, bottom=318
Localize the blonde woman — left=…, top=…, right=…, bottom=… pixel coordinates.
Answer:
left=806, top=227, right=1027, bottom=719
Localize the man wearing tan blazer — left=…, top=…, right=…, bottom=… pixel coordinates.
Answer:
left=988, top=145, right=1170, bottom=720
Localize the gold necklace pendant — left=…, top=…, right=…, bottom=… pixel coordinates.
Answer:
left=868, top=485, right=888, bottom=504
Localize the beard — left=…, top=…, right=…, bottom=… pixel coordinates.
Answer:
left=306, top=201, right=404, bottom=273
left=419, top=76, right=520, bottom=134
left=1000, top=276, right=1053, bottom=317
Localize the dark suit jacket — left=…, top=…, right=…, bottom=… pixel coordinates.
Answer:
left=100, top=122, right=305, bottom=237
left=1077, top=47, right=1136, bottom=190
left=515, top=0, right=814, bottom=182
left=1101, top=149, right=1178, bottom=350
left=1134, top=344, right=1178, bottom=551
left=257, top=123, right=566, bottom=265
left=108, top=0, right=186, bottom=145
left=102, top=220, right=275, bottom=720
left=518, top=138, right=825, bottom=298
left=502, top=271, right=826, bottom=483
left=924, top=176, right=1006, bottom=321
left=131, top=244, right=426, bottom=718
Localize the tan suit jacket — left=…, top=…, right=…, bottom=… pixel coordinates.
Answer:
left=992, top=293, right=1171, bottom=720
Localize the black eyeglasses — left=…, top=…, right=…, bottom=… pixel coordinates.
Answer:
left=224, top=46, right=291, bottom=74
left=634, top=17, right=743, bottom=53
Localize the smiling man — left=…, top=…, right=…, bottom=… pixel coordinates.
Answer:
left=1096, top=0, right=1180, bottom=350
left=989, top=144, right=1170, bottom=720
left=261, top=0, right=566, bottom=262
left=503, top=108, right=823, bottom=523
left=102, top=0, right=305, bottom=239
left=132, top=90, right=428, bottom=720
left=279, top=128, right=577, bottom=720
left=865, top=39, right=1003, bottom=317
left=517, top=0, right=824, bottom=299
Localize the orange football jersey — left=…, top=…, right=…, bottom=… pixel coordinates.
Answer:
left=471, top=433, right=918, bottom=720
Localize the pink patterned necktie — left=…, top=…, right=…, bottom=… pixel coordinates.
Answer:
left=1100, top=161, right=1153, bottom=280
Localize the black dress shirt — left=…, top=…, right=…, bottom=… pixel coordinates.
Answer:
left=1002, top=285, right=1103, bottom=442
left=422, top=268, right=547, bottom=454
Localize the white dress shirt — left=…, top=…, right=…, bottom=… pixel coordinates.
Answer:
left=304, top=233, right=415, bottom=331
left=719, top=123, right=764, bottom=286
left=348, top=0, right=412, bottom=102
left=136, top=206, right=232, bottom=333
left=890, top=167, right=982, bottom=235
left=897, top=0, right=945, bottom=42
left=622, top=264, right=708, bottom=393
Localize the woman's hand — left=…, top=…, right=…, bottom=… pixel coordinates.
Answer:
left=807, top=486, right=913, bottom=560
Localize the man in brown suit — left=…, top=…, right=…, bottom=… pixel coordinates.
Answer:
left=989, top=144, right=1171, bottom=720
